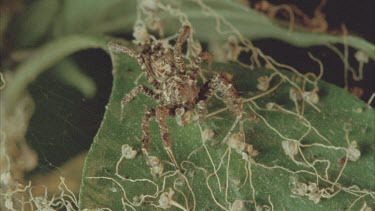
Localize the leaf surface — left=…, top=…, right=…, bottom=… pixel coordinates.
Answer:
left=79, top=46, right=375, bottom=210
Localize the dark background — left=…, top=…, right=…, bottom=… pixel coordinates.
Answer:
left=253, top=0, right=374, bottom=100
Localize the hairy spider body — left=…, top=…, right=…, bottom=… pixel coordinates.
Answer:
left=158, top=75, right=198, bottom=108
left=109, top=25, right=242, bottom=170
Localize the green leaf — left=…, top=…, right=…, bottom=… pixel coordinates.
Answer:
left=163, top=0, right=375, bottom=59
left=79, top=45, right=374, bottom=210
left=13, top=1, right=374, bottom=59
left=55, top=0, right=375, bottom=59
left=10, top=0, right=60, bottom=47
left=2, top=35, right=108, bottom=113
left=51, top=0, right=135, bottom=35
left=52, top=58, right=97, bottom=98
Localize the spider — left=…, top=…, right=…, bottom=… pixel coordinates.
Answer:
left=109, top=25, right=243, bottom=170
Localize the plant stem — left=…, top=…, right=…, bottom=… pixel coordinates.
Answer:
left=3, top=35, right=108, bottom=113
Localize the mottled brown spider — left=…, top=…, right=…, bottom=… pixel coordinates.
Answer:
left=109, top=25, right=242, bottom=169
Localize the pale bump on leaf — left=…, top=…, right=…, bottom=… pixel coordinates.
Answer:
left=348, top=141, right=361, bottom=162
left=282, top=140, right=299, bottom=157
left=202, top=128, right=215, bottom=142
left=289, top=88, right=302, bottom=101
left=158, top=188, right=174, bottom=209
left=257, top=76, right=270, bottom=91
left=230, top=199, right=244, bottom=211
left=256, top=204, right=271, bottom=211
left=121, top=144, right=137, bottom=160
left=303, top=90, right=320, bottom=104
left=147, top=156, right=164, bottom=177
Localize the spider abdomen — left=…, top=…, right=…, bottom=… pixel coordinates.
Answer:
left=158, top=77, right=198, bottom=107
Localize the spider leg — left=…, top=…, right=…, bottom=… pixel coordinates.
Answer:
left=173, top=25, right=190, bottom=72
left=121, top=85, right=158, bottom=119
left=197, top=73, right=243, bottom=116
left=155, top=107, right=180, bottom=170
left=190, top=52, right=213, bottom=80
left=108, top=42, right=157, bottom=85
left=108, top=41, right=138, bottom=58
left=141, top=108, right=156, bottom=155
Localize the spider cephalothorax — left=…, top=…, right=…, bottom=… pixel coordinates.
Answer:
left=109, top=25, right=243, bottom=170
